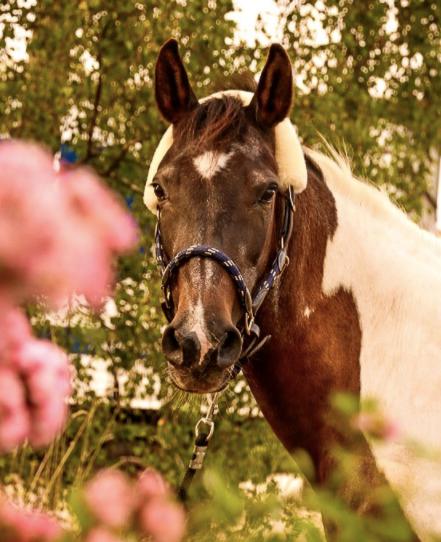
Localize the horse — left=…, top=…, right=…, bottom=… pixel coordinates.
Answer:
left=144, top=39, right=441, bottom=540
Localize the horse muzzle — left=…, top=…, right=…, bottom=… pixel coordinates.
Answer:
left=162, top=318, right=243, bottom=370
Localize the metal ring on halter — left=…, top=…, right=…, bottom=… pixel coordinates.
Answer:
left=244, top=312, right=254, bottom=335
left=195, top=417, right=215, bottom=441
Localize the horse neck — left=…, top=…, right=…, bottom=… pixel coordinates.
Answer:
left=245, top=149, right=441, bottom=461
left=243, top=154, right=362, bottom=472
left=306, top=153, right=441, bottom=538
left=244, top=155, right=441, bottom=534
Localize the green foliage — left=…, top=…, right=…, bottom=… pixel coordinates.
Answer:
left=0, top=1, right=440, bottom=540
left=258, top=0, right=441, bottom=214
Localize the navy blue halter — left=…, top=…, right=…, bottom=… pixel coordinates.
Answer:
left=155, top=186, right=295, bottom=363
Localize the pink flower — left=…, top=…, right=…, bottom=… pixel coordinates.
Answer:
left=85, top=526, right=125, bottom=542
left=0, top=497, right=62, bottom=542
left=29, top=400, right=69, bottom=448
left=63, top=169, right=138, bottom=253
left=351, top=411, right=399, bottom=441
left=13, top=339, right=72, bottom=447
left=0, top=367, right=30, bottom=452
left=138, top=498, right=186, bottom=542
left=0, top=142, right=69, bottom=304
left=136, top=469, right=169, bottom=501
left=0, top=305, right=31, bottom=360
left=16, top=339, right=72, bottom=401
left=84, top=469, right=135, bottom=529
left=0, top=140, right=138, bottom=307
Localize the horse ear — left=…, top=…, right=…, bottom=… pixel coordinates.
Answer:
left=250, top=44, right=293, bottom=128
left=155, top=39, right=198, bottom=124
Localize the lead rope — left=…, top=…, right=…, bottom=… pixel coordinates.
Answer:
left=178, top=392, right=221, bottom=503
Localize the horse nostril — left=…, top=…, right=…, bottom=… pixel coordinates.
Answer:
left=162, top=326, right=201, bottom=367
left=217, top=327, right=242, bottom=369
left=162, top=325, right=182, bottom=366
left=180, top=332, right=201, bottom=367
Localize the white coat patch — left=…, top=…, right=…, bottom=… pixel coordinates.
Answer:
left=313, top=148, right=441, bottom=541
left=193, top=151, right=233, bottom=180
left=303, top=306, right=313, bottom=319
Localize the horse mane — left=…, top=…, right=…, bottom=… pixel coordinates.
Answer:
left=176, top=96, right=248, bottom=149
left=176, top=72, right=257, bottom=149
left=308, top=144, right=441, bottom=262
left=213, top=71, right=257, bottom=93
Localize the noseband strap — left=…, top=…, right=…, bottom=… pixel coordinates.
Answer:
left=154, top=187, right=296, bottom=368
left=159, top=244, right=254, bottom=323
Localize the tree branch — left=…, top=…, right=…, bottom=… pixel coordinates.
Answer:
left=103, top=146, right=129, bottom=177
left=85, top=70, right=103, bottom=162
left=424, top=190, right=437, bottom=211
left=112, top=176, right=143, bottom=196
left=84, top=20, right=111, bottom=162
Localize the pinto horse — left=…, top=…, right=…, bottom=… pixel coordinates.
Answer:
left=144, top=39, right=441, bottom=540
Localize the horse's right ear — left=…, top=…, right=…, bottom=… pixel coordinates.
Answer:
left=155, top=39, right=198, bottom=124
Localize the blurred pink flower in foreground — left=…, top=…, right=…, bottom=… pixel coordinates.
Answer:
left=85, top=526, right=125, bottom=542
left=0, top=366, right=30, bottom=452
left=85, top=469, right=135, bottom=529
left=0, top=303, right=32, bottom=355
left=136, top=468, right=186, bottom=542
left=83, top=468, right=186, bottom=542
left=0, top=140, right=138, bottom=453
left=138, top=497, right=186, bottom=542
left=0, top=495, right=62, bottom=542
left=0, top=305, right=72, bottom=452
left=0, top=468, right=185, bottom=542
left=14, top=338, right=72, bottom=448
left=0, top=140, right=138, bottom=307
left=136, top=468, right=169, bottom=500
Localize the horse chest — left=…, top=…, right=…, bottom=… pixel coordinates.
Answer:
left=243, top=287, right=362, bottom=475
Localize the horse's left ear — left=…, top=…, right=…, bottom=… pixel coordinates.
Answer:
left=155, top=39, right=199, bottom=124
left=250, top=44, right=293, bottom=128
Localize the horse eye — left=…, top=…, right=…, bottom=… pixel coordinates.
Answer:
left=152, top=182, right=167, bottom=201
left=259, top=184, right=278, bottom=204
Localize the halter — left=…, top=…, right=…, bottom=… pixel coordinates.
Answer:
left=154, top=186, right=296, bottom=369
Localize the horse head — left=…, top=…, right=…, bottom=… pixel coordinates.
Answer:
left=145, top=39, right=307, bottom=393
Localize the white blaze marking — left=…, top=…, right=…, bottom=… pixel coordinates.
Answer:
left=193, top=151, right=233, bottom=180
left=188, top=298, right=211, bottom=362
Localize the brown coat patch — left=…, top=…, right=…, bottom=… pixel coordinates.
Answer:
left=243, top=155, right=358, bottom=468
left=243, top=157, right=417, bottom=537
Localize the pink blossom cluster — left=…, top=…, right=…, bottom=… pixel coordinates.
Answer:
left=351, top=410, right=399, bottom=441
left=83, top=469, right=186, bottom=542
left=0, top=305, right=72, bottom=451
left=0, top=140, right=138, bottom=453
left=0, top=493, right=62, bottom=542
left=0, top=140, right=138, bottom=307
left=0, top=469, right=185, bottom=542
